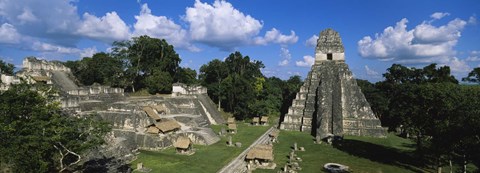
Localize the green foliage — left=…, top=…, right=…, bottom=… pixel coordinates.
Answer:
left=279, top=76, right=303, bottom=118
left=462, top=67, right=480, bottom=83
left=359, top=63, right=480, bottom=171
left=144, top=70, right=173, bottom=94
left=111, top=35, right=181, bottom=93
left=174, top=67, right=198, bottom=85
left=0, top=59, right=14, bottom=76
left=200, top=52, right=264, bottom=119
left=356, top=79, right=389, bottom=126
left=64, top=52, right=123, bottom=86
left=0, top=83, right=111, bottom=172
left=199, top=59, right=228, bottom=108
left=199, top=52, right=302, bottom=120
left=383, top=63, right=458, bottom=84
left=67, top=35, right=187, bottom=94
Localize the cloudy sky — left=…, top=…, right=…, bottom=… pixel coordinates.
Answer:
left=0, top=0, right=479, bottom=82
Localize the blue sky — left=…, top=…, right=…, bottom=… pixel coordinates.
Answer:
left=0, top=0, right=479, bottom=82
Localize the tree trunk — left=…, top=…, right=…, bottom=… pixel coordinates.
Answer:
left=463, top=154, right=467, bottom=173
left=437, top=158, right=442, bottom=173
left=218, top=98, right=221, bottom=111
left=449, top=159, right=452, bottom=173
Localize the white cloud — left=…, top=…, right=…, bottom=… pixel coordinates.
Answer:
left=254, top=28, right=298, bottom=45
left=278, top=59, right=289, bottom=66
left=32, top=41, right=80, bottom=54
left=77, top=12, right=130, bottom=42
left=466, top=50, right=480, bottom=61
left=414, top=18, right=465, bottom=44
left=0, top=0, right=80, bottom=45
left=133, top=4, right=198, bottom=51
left=79, top=47, right=97, bottom=58
left=469, top=15, right=477, bottom=25
left=17, top=8, right=38, bottom=23
left=358, top=17, right=466, bottom=63
left=296, top=55, right=315, bottom=67
left=441, top=57, right=471, bottom=75
left=365, top=65, right=380, bottom=76
left=0, top=23, right=21, bottom=44
left=430, top=12, right=450, bottom=20
left=278, top=47, right=291, bottom=66
left=305, top=35, right=318, bottom=47
left=466, top=56, right=480, bottom=61
left=184, top=0, right=263, bottom=50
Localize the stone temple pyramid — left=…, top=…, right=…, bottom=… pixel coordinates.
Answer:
left=280, top=28, right=387, bottom=141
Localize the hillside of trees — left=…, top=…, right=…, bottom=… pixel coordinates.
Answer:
left=358, top=64, right=480, bottom=171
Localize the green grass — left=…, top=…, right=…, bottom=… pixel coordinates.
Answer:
left=255, top=131, right=425, bottom=173
left=130, top=123, right=270, bottom=173
left=131, top=126, right=477, bottom=173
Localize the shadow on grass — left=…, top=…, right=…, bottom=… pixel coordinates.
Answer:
left=333, top=139, right=426, bottom=173
left=82, top=157, right=132, bottom=173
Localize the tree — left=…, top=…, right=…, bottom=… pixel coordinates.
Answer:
left=144, top=69, right=173, bottom=94
left=462, top=67, right=480, bottom=83
left=199, top=59, right=228, bottom=110
left=356, top=79, right=390, bottom=128
left=174, top=67, right=198, bottom=85
left=65, top=53, right=123, bottom=86
left=374, top=63, right=459, bottom=132
left=200, top=52, right=265, bottom=120
left=111, top=35, right=181, bottom=93
left=0, top=83, right=110, bottom=172
left=0, top=59, right=14, bottom=75
left=280, top=76, right=303, bottom=116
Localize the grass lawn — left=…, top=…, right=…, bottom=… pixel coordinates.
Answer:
left=255, top=131, right=427, bottom=173
left=130, top=123, right=270, bottom=173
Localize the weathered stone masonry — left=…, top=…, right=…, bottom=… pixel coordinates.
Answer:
left=280, top=29, right=387, bottom=140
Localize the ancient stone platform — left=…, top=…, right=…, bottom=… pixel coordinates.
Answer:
left=280, top=29, right=387, bottom=140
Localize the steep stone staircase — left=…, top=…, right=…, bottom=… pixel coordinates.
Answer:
left=51, top=71, right=78, bottom=91
left=197, top=94, right=225, bottom=124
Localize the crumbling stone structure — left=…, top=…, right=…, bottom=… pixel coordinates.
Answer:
left=8, top=57, right=225, bottom=151
left=280, top=29, right=387, bottom=140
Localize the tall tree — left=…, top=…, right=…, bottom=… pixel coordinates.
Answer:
left=199, top=59, right=228, bottom=110
left=462, top=67, right=480, bottom=83
left=64, top=53, right=123, bottom=86
left=200, top=52, right=265, bottom=119
left=0, top=83, right=110, bottom=172
left=111, top=35, right=181, bottom=93
left=174, top=67, right=198, bottom=85
left=0, top=59, right=14, bottom=76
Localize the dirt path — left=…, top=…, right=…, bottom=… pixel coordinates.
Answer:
left=217, top=126, right=275, bottom=173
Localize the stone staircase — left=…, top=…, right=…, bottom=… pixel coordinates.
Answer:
left=51, top=71, right=78, bottom=91
left=194, top=128, right=220, bottom=145
left=197, top=94, right=226, bottom=124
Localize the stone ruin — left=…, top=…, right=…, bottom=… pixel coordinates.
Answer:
left=5, top=57, right=226, bottom=171
left=280, top=29, right=387, bottom=141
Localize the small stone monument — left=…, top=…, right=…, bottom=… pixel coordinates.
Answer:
left=221, top=128, right=227, bottom=136
left=137, top=162, right=143, bottom=170
left=289, top=150, right=295, bottom=162
left=227, top=136, right=233, bottom=146
left=235, top=142, right=242, bottom=147
left=293, top=142, right=298, bottom=151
